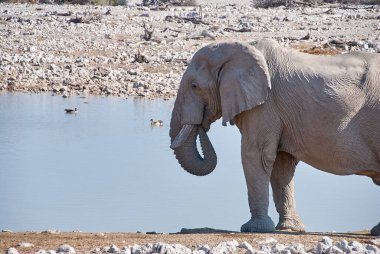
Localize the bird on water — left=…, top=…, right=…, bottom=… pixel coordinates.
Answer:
left=64, top=108, right=78, bottom=114
left=150, top=119, right=163, bottom=126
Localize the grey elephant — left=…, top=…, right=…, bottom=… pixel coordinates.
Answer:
left=169, top=39, right=380, bottom=235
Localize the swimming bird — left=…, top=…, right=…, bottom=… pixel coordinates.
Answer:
left=150, top=119, right=163, bottom=126
left=64, top=108, right=78, bottom=114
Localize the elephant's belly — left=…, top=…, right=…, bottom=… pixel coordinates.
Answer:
left=278, top=109, right=380, bottom=176
left=291, top=139, right=380, bottom=176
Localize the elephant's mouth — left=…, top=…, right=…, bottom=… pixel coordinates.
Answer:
left=170, top=124, right=217, bottom=176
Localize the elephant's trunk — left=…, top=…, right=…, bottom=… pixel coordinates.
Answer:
left=169, top=109, right=217, bottom=176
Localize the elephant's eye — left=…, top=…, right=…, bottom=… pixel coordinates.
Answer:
left=191, top=83, right=198, bottom=89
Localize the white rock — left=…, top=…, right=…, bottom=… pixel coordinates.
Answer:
left=365, top=244, right=379, bottom=253
left=239, top=242, right=254, bottom=252
left=18, top=242, right=34, bottom=248
left=325, top=246, right=343, bottom=254
left=57, top=244, right=76, bottom=253
left=316, top=242, right=329, bottom=254
left=258, top=238, right=277, bottom=245
left=108, top=244, right=120, bottom=253
left=259, top=245, right=272, bottom=253
left=335, top=239, right=349, bottom=252
left=120, top=248, right=131, bottom=254
left=35, top=250, right=48, bottom=254
left=286, top=243, right=305, bottom=254
left=370, top=238, right=380, bottom=246
left=321, top=236, right=333, bottom=247
left=349, top=241, right=365, bottom=252
left=7, top=248, right=19, bottom=254
left=210, top=240, right=239, bottom=254
left=172, top=244, right=192, bottom=254
left=155, top=243, right=191, bottom=254
left=194, top=244, right=211, bottom=253
left=131, top=244, right=144, bottom=254
left=271, top=243, right=285, bottom=253
left=250, top=251, right=267, bottom=254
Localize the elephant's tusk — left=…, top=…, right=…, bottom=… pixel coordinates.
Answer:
left=170, top=124, right=195, bottom=149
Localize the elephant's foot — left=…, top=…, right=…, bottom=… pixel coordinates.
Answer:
left=276, top=215, right=306, bottom=232
left=370, top=222, right=380, bottom=236
left=241, top=216, right=275, bottom=233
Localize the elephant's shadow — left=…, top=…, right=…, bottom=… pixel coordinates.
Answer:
left=177, top=227, right=372, bottom=239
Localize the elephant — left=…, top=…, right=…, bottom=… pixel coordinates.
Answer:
left=169, top=38, right=380, bottom=235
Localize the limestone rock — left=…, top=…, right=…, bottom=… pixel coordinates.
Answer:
left=7, top=248, right=19, bottom=254
left=57, top=244, right=76, bottom=253
left=209, top=240, right=239, bottom=254
left=17, top=242, right=34, bottom=248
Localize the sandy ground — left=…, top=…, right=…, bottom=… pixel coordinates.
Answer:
left=1, top=230, right=379, bottom=253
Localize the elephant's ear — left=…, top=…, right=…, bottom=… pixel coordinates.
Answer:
left=219, top=44, right=271, bottom=126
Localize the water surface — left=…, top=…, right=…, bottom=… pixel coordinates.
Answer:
left=0, top=92, right=379, bottom=233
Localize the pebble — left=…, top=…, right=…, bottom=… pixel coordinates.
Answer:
left=239, top=241, right=254, bottom=252
left=321, top=236, right=334, bottom=246
left=258, top=238, right=278, bottom=245
left=17, top=242, right=34, bottom=248
left=7, top=248, right=19, bottom=254
left=370, top=238, right=380, bottom=245
left=4, top=237, right=380, bottom=254
left=325, top=245, right=344, bottom=254
left=35, top=250, right=56, bottom=254
left=0, top=3, right=378, bottom=98
left=56, top=244, right=76, bottom=253
left=209, top=240, right=239, bottom=254
left=108, top=244, right=120, bottom=253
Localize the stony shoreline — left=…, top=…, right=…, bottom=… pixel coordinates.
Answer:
left=1, top=3, right=380, bottom=253
left=2, top=231, right=380, bottom=253
left=1, top=2, right=379, bottom=99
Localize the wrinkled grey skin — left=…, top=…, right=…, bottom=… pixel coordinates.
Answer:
left=169, top=39, right=380, bottom=235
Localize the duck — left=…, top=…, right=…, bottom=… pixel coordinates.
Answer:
left=64, top=108, right=78, bottom=114
left=150, top=119, right=163, bottom=126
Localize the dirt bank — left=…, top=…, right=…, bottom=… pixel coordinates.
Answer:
left=1, top=230, right=379, bottom=253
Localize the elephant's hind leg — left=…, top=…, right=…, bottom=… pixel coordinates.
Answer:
left=270, top=152, right=305, bottom=232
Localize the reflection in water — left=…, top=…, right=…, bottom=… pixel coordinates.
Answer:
left=0, top=93, right=379, bottom=233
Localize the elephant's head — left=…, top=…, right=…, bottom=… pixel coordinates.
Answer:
left=169, top=42, right=271, bottom=176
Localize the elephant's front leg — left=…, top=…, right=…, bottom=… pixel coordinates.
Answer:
left=270, top=152, right=305, bottom=232
left=240, top=134, right=278, bottom=233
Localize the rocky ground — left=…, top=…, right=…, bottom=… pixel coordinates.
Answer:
left=1, top=2, right=380, bottom=253
left=0, top=1, right=379, bottom=99
left=1, top=230, right=380, bottom=254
